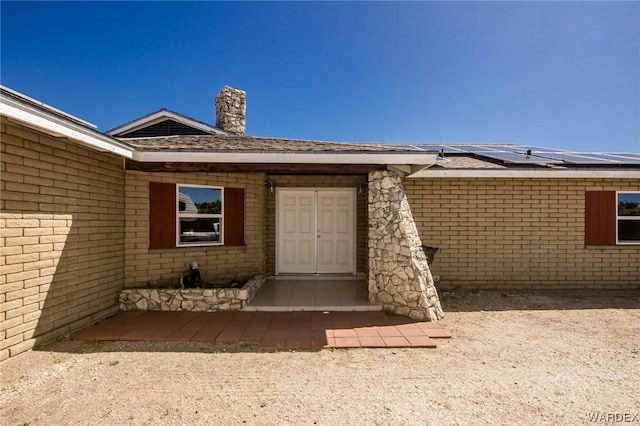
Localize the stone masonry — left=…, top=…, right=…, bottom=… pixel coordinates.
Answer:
left=215, top=86, right=246, bottom=135
left=368, top=170, right=444, bottom=321
left=119, top=275, right=265, bottom=312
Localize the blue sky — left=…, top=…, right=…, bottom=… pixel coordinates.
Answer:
left=2, top=1, right=639, bottom=152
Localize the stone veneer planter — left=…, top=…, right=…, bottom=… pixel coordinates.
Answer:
left=119, top=275, right=266, bottom=312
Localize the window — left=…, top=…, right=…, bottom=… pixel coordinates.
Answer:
left=617, top=192, right=640, bottom=244
left=149, top=182, right=245, bottom=249
left=585, top=190, right=640, bottom=246
left=177, top=185, right=223, bottom=246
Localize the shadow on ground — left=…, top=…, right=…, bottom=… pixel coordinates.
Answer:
left=439, top=289, right=640, bottom=312
left=38, top=339, right=264, bottom=355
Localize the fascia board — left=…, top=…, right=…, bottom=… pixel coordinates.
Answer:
left=132, top=151, right=437, bottom=165
left=409, top=169, right=640, bottom=178
left=1, top=94, right=135, bottom=159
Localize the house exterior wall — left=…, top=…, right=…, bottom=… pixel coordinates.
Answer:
left=404, top=178, right=640, bottom=289
left=1, top=117, right=126, bottom=361
left=265, top=175, right=368, bottom=277
left=123, top=171, right=266, bottom=287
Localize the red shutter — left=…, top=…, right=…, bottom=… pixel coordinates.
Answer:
left=149, top=182, right=177, bottom=249
left=585, top=191, right=616, bottom=245
left=224, top=187, right=245, bottom=246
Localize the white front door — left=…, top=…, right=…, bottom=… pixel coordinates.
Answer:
left=277, top=189, right=356, bottom=274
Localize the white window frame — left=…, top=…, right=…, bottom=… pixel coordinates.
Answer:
left=176, top=184, right=224, bottom=247
left=616, top=191, right=640, bottom=245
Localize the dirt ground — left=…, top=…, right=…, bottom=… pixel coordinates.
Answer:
left=2, top=290, right=639, bottom=425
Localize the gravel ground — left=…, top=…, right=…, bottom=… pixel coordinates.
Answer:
left=1, top=290, right=639, bottom=425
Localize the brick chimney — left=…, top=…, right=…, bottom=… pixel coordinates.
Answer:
left=215, top=86, right=246, bottom=135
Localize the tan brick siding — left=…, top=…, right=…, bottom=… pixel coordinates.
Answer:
left=404, top=178, right=640, bottom=289
left=1, top=117, right=125, bottom=361
left=124, top=171, right=266, bottom=286
left=265, top=175, right=368, bottom=277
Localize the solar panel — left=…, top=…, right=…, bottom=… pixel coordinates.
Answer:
left=479, top=152, right=564, bottom=164
left=412, top=144, right=467, bottom=154
left=422, top=145, right=454, bottom=152
left=518, top=146, right=567, bottom=153
left=577, top=153, right=640, bottom=164
left=444, top=144, right=514, bottom=153
left=489, top=145, right=527, bottom=154
left=385, top=144, right=640, bottom=165
left=533, top=153, right=622, bottom=164
left=387, top=144, right=425, bottom=150
left=592, top=153, right=640, bottom=163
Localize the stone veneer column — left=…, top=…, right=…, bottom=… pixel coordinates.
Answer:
left=368, top=170, right=444, bottom=321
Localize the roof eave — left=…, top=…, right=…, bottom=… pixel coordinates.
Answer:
left=0, top=90, right=135, bottom=159
left=132, top=150, right=437, bottom=166
left=410, top=169, right=640, bottom=178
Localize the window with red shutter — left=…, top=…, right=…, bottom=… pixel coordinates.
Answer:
left=149, top=182, right=245, bottom=249
left=584, top=190, right=640, bottom=246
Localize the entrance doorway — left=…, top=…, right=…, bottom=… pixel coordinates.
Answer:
left=276, top=188, right=356, bottom=274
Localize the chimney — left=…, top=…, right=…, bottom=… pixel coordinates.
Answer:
left=215, top=86, right=246, bottom=135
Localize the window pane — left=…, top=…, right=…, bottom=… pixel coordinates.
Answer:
left=178, top=187, right=221, bottom=214
left=179, top=218, right=221, bottom=244
left=618, top=220, right=640, bottom=242
left=618, top=193, right=640, bottom=217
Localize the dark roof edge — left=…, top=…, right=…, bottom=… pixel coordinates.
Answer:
left=0, top=85, right=96, bottom=129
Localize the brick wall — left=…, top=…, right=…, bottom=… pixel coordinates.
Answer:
left=1, top=117, right=126, bottom=360
left=265, top=175, right=368, bottom=277
left=124, top=171, right=266, bottom=286
left=404, top=178, right=640, bottom=289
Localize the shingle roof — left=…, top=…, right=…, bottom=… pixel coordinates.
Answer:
left=120, top=134, right=640, bottom=171
left=124, top=134, right=424, bottom=153
left=432, top=156, right=507, bottom=169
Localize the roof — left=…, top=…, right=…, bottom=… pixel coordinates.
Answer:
left=408, top=143, right=640, bottom=177
left=107, top=108, right=230, bottom=137
left=1, top=85, right=97, bottom=128
left=123, top=135, right=639, bottom=174
left=429, top=155, right=507, bottom=169
left=124, top=134, right=422, bottom=153
left=0, top=85, right=134, bottom=159
left=126, top=135, right=435, bottom=167
left=2, top=85, right=638, bottom=178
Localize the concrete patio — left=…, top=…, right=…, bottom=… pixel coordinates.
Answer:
left=245, top=279, right=381, bottom=311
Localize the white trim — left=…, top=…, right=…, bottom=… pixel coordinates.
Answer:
left=176, top=184, right=224, bottom=247
left=108, top=109, right=228, bottom=136
left=133, top=150, right=437, bottom=166
left=1, top=85, right=96, bottom=128
left=616, top=191, right=640, bottom=245
left=1, top=92, right=135, bottom=159
left=410, top=169, right=640, bottom=178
